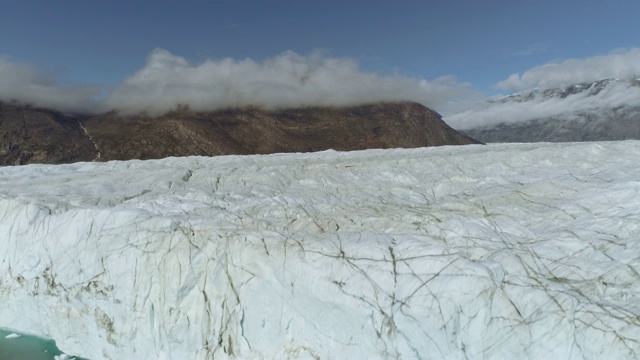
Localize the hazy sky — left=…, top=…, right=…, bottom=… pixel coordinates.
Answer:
left=1, top=0, right=639, bottom=115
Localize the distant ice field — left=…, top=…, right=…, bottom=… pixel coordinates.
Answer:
left=1, top=142, right=639, bottom=359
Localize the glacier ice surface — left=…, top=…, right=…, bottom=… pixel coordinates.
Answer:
left=1, top=142, right=640, bottom=359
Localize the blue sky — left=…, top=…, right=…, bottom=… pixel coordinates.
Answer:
left=1, top=0, right=639, bottom=114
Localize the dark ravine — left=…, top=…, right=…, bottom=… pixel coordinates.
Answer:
left=0, top=101, right=480, bottom=165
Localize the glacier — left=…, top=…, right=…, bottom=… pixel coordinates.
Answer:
left=1, top=141, right=640, bottom=359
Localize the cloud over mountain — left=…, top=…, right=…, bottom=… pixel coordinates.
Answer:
left=0, top=56, right=99, bottom=112
left=497, top=48, right=640, bottom=91
left=0, top=49, right=482, bottom=116
left=443, top=49, right=640, bottom=130
left=446, top=80, right=640, bottom=130
left=100, top=49, right=481, bottom=115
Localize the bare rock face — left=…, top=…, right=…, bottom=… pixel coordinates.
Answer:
left=1, top=101, right=479, bottom=165
left=0, top=102, right=96, bottom=165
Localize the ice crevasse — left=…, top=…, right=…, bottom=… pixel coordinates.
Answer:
left=1, top=141, right=640, bottom=359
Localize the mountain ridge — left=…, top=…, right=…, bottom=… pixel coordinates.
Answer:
left=450, top=77, right=640, bottom=143
left=0, top=101, right=479, bottom=165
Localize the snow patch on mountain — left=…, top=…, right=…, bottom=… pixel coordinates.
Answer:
left=1, top=143, right=640, bottom=359
left=445, top=79, right=640, bottom=130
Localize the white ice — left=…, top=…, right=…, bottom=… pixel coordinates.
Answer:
left=1, top=142, right=640, bottom=359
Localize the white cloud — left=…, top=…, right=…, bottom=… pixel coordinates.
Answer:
left=497, top=48, right=640, bottom=91
left=0, top=56, right=99, bottom=113
left=445, top=80, right=640, bottom=130
left=0, top=49, right=484, bottom=116
left=100, top=48, right=483, bottom=116
left=445, top=48, right=640, bottom=130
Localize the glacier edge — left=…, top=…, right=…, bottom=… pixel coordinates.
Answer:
left=1, top=142, right=640, bottom=359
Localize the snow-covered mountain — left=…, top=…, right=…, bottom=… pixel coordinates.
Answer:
left=2, top=142, right=640, bottom=359
left=446, top=78, right=640, bottom=142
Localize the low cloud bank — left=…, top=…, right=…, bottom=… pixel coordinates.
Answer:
left=446, top=49, right=640, bottom=130
left=446, top=80, right=640, bottom=130
left=0, top=56, right=99, bottom=112
left=0, top=49, right=482, bottom=116
left=101, top=49, right=482, bottom=116
left=497, top=48, right=640, bottom=91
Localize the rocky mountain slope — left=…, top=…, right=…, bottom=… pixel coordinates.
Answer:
left=0, top=101, right=479, bottom=165
left=0, top=102, right=97, bottom=165
left=447, top=78, right=640, bottom=143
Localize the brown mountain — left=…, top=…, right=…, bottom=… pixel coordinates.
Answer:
left=1, top=101, right=480, bottom=166
left=0, top=102, right=96, bottom=165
